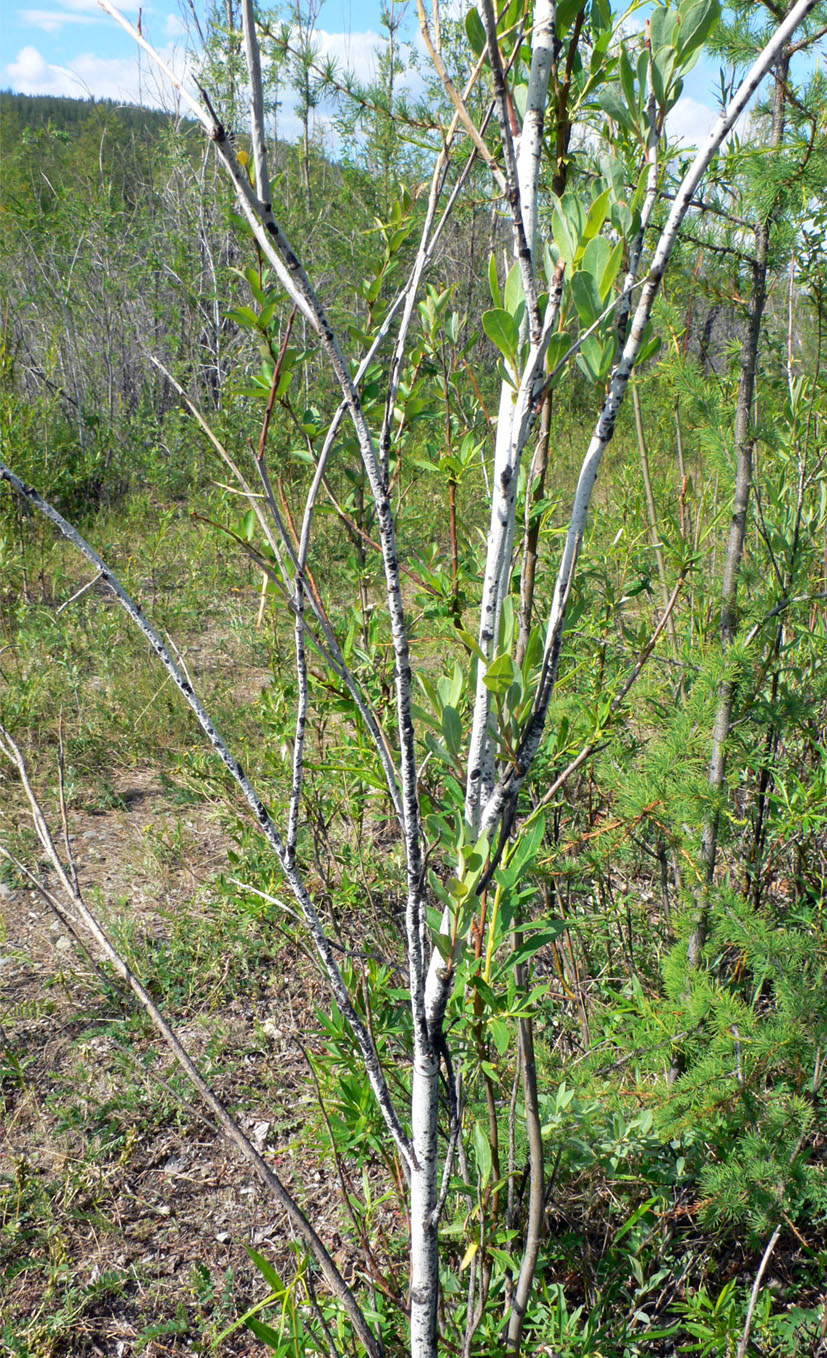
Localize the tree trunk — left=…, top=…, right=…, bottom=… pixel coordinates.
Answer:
left=687, top=48, right=789, bottom=967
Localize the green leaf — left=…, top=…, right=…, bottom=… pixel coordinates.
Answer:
left=583, top=188, right=611, bottom=242
left=227, top=305, right=261, bottom=331
left=488, top=252, right=501, bottom=308
left=457, top=628, right=487, bottom=663
left=556, top=0, right=583, bottom=33
left=636, top=47, right=649, bottom=108
left=465, top=6, right=487, bottom=58
left=571, top=270, right=604, bottom=328
left=577, top=334, right=603, bottom=383
left=546, top=330, right=571, bottom=373
left=637, top=331, right=662, bottom=365
left=651, top=45, right=677, bottom=106
left=503, top=814, right=546, bottom=883
left=598, top=88, right=637, bottom=136
left=442, top=705, right=462, bottom=757
left=611, top=200, right=633, bottom=238
left=428, top=870, right=453, bottom=909
left=676, top=0, right=720, bottom=60
left=600, top=239, right=624, bottom=301
left=425, top=732, right=455, bottom=767
left=619, top=44, right=637, bottom=113
left=482, top=309, right=519, bottom=364
left=543, top=240, right=562, bottom=284
left=503, top=262, right=525, bottom=318
left=581, top=236, right=610, bottom=288
left=245, top=1246, right=283, bottom=1295
left=489, top=1017, right=510, bottom=1055
left=235, top=265, right=262, bottom=300
left=300, top=407, right=320, bottom=437
left=432, top=929, right=454, bottom=960
left=473, top=1120, right=492, bottom=1183
left=473, top=974, right=499, bottom=1008
left=551, top=203, right=577, bottom=267
left=483, top=653, right=516, bottom=695
left=388, top=224, right=413, bottom=255
left=649, top=5, right=678, bottom=51
left=364, top=274, right=383, bottom=304
left=228, top=209, right=250, bottom=235
left=319, top=763, right=389, bottom=792
left=246, top=1315, right=287, bottom=1348
left=242, top=508, right=256, bottom=542
left=509, top=921, right=566, bottom=970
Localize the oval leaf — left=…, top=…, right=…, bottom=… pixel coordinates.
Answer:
left=482, top=308, right=519, bottom=363
left=571, top=270, right=604, bottom=328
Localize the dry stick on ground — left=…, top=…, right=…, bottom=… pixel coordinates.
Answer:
left=735, top=1122, right=811, bottom=1358
left=0, top=722, right=382, bottom=1358
left=736, top=1224, right=782, bottom=1358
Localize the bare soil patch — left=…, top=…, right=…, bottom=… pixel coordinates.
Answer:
left=0, top=767, right=354, bottom=1357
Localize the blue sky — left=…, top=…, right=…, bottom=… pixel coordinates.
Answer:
left=0, top=0, right=403, bottom=107
left=1, top=0, right=721, bottom=148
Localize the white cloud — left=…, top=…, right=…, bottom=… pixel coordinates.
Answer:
left=15, top=0, right=139, bottom=32
left=667, top=95, right=718, bottom=147
left=2, top=17, right=425, bottom=143
left=59, top=0, right=137, bottom=11
left=165, top=12, right=187, bottom=38
left=5, top=45, right=55, bottom=88
left=313, top=26, right=384, bottom=85
left=616, top=15, right=645, bottom=39
left=19, top=9, right=94, bottom=32
left=258, top=22, right=427, bottom=149
left=3, top=41, right=192, bottom=108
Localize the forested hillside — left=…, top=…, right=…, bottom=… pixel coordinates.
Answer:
left=2, top=2, right=827, bottom=1356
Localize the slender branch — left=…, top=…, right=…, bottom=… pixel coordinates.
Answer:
left=240, top=0, right=271, bottom=202
left=464, top=263, right=566, bottom=831
left=690, top=39, right=793, bottom=967
left=615, top=28, right=662, bottom=351
left=0, top=725, right=382, bottom=1358
left=476, top=572, right=685, bottom=898
left=379, top=74, right=493, bottom=487
left=56, top=572, right=102, bottom=615
left=104, top=4, right=430, bottom=1061
left=479, top=0, right=821, bottom=838
left=156, top=359, right=404, bottom=827
left=256, top=309, right=296, bottom=462
left=0, top=460, right=415, bottom=1175
left=416, top=0, right=507, bottom=193
left=633, top=380, right=678, bottom=651
left=151, top=356, right=291, bottom=585
left=736, top=1227, right=782, bottom=1358
left=478, top=0, right=542, bottom=339
left=744, top=589, right=827, bottom=646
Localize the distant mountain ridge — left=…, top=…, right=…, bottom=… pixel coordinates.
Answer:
left=0, top=90, right=192, bottom=141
